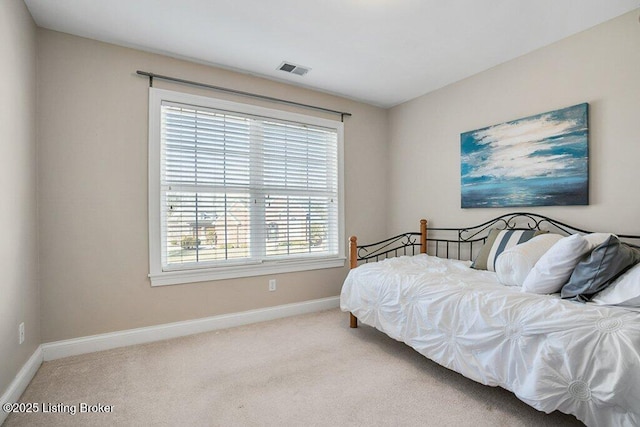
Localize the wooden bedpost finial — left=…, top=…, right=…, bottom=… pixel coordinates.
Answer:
left=420, top=219, right=427, bottom=254
left=349, top=236, right=358, bottom=269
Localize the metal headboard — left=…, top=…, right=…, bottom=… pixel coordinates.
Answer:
left=351, top=212, right=640, bottom=266
left=428, top=212, right=591, bottom=261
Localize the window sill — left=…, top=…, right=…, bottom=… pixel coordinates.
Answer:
left=149, top=257, right=346, bottom=286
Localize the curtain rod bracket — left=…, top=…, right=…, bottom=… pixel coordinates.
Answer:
left=136, top=70, right=351, bottom=120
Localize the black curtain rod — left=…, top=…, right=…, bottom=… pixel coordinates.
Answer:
left=136, top=71, right=352, bottom=121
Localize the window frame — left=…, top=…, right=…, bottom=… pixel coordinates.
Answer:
left=148, top=88, right=345, bottom=286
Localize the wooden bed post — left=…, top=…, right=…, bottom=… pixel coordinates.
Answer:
left=349, top=312, right=358, bottom=328
left=349, top=236, right=358, bottom=328
left=349, top=236, right=358, bottom=269
left=420, top=219, right=428, bottom=254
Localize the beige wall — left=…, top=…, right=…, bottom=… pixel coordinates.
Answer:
left=37, top=30, right=389, bottom=342
left=0, top=0, right=40, bottom=392
left=388, top=10, right=640, bottom=236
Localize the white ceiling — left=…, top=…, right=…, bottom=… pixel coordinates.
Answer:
left=24, top=0, right=640, bottom=108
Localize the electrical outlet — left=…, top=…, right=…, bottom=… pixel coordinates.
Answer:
left=19, top=322, right=24, bottom=345
left=268, top=279, right=277, bottom=292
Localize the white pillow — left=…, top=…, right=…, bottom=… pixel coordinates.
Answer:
left=522, top=234, right=591, bottom=294
left=496, top=234, right=563, bottom=286
left=592, top=263, right=640, bottom=307
left=584, top=233, right=615, bottom=250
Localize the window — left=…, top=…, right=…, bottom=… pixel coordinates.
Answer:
left=148, top=88, right=345, bottom=286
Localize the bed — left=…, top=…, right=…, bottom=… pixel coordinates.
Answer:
left=340, top=213, right=640, bottom=427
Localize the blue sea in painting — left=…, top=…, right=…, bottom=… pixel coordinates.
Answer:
left=461, top=103, right=588, bottom=208
left=462, top=176, right=588, bottom=208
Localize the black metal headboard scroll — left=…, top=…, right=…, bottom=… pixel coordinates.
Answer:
left=350, top=212, right=640, bottom=267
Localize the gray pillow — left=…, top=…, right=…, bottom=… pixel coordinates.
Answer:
left=561, top=235, right=640, bottom=302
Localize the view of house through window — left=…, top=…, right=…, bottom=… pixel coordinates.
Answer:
left=165, top=193, right=251, bottom=264
left=164, top=193, right=332, bottom=264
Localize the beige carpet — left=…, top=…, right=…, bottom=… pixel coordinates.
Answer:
left=4, top=308, right=583, bottom=426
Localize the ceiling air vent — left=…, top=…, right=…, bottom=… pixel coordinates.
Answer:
left=278, top=61, right=310, bottom=76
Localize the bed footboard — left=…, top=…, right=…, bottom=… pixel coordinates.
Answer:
left=348, top=220, right=427, bottom=328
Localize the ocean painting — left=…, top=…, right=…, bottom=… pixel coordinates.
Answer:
left=461, top=103, right=588, bottom=208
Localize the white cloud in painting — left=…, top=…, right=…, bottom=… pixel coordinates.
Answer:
left=464, top=114, right=582, bottom=179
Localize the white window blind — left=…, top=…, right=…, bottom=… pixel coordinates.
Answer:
left=149, top=88, right=344, bottom=285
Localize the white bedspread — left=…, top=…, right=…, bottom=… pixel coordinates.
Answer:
left=340, top=254, right=640, bottom=427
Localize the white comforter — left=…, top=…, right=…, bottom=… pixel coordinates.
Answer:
left=340, top=254, right=640, bottom=427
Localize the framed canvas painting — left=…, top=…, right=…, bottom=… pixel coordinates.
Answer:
left=460, top=103, right=588, bottom=208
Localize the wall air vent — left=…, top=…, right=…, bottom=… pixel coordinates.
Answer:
left=278, top=61, right=311, bottom=76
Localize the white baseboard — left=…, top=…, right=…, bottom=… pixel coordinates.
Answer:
left=0, top=345, right=43, bottom=425
left=41, top=296, right=340, bottom=361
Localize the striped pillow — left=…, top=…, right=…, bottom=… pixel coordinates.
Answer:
left=471, top=229, right=538, bottom=271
